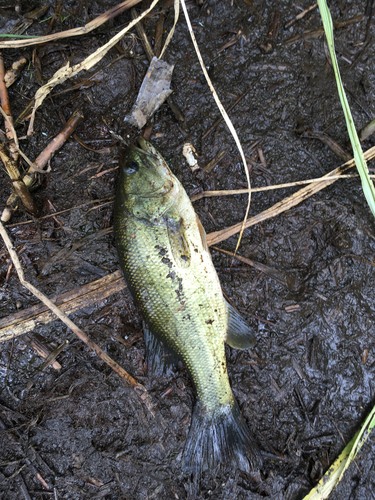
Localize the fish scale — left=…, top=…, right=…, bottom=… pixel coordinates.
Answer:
left=115, top=211, right=232, bottom=409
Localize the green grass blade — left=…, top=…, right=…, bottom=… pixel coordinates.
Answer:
left=317, top=0, right=375, bottom=217
left=303, top=431, right=358, bottom=500
left=338, top=405, right=375, bottom=482
left=0, top=34, right=41, bottom=38
left=303, top=405, right=375, bottom=499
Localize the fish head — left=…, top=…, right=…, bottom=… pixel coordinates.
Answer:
left=117, top=137, right=180, bottom=221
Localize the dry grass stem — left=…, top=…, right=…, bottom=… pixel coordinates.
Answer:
left=202, top=90, right=248, bottom=140
left=32, top=340, right=69, bottom=376
left=159, top=0, right=179, bottom=59
left=6, top=197, right=114, bottom=228
left=180, top=0, right=251, bottom=257
left=206, top=146, right=375, bottom=246
left=284, top=14, right=363, bottom=45
left=191, top=173, right=375, bottom=202
left=46, top=1, right=62, bottom=35
left=0, top=105, right=19, bottom=145
left=284, top=2, right=318, bottom=29
left=212, top=246, right=295, bottom=289
left=131, top=9, right=154, bottom=60
left=27, top=0, right=160, bottom=136
left=0, top=105, right=47, bottom=174
left=0, top=0, right=144, bottom=49
left=29, top=333, right=63, bottom=371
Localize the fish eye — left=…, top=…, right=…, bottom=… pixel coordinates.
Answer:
left=124, top=161, right=139, bottom=174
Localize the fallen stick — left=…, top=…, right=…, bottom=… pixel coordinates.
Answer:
left=0, top=270, right=125, bottom=343
left=0, top=222, right=154, bottom=413
left=0, top=143, right=39, bottom=216
left=0, top=52, right=18, bottom=163
left=212, top=246, right=295, bottom=289
left=1, top=109, right=84, bottom=222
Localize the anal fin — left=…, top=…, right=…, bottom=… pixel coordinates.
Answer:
left=225, top=301, right=257, bottom=349
left=143, top=322, right=180, bottom=376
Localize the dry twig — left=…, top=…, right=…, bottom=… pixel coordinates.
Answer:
left=1, top=110, right=84, bottom=222
left=284, top=14, right=363, bottom=45
left=202, top=90, right=248, bottom=140
left=0, top=270, right=125, bottom=343
left=284, top=2, right=318, bottom=30
left=212, top=246, right=295, bottom=289
left=0, top=143, right=38, bottom=216
left=0, top=53, right=18, bottom=163
left=4, top=56, right=28, bottom=88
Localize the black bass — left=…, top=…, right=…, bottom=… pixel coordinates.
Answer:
left=114, top=137, right=261, bottom=474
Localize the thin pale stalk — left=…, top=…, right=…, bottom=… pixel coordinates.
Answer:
left=191, top=174, right=374, bottom=202
left=180, top=0, right=251, bottom=256
left=0, top=0, right=144, bottom=49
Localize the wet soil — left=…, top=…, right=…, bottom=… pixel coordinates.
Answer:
left=1, top=1, right=375, bottom=499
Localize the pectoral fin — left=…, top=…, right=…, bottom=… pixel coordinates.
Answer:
left=196, top=214, right=209, bottom=253
left=143, top=322, right=180, bottom=376
left=225, top=301, right=257, bottom=349
left=167, top=216, right=191, bottom=268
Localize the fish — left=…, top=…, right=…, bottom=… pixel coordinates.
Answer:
left=113, top=137, right=261, bottom=474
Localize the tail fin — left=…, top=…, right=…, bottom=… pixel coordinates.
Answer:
left=182, top=400, right=261, bottom=475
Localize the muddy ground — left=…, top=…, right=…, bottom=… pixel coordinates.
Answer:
left=1, top=0, right=375, bottom=499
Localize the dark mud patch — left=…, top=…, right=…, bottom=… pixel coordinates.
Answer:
left=1, top=1, right=375, bottom=499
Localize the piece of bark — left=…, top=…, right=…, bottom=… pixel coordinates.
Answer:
left=0, top=270, right=126, bottom=343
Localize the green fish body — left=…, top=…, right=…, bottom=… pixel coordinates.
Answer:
left=114, top=138, right=260, bottom=474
